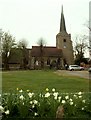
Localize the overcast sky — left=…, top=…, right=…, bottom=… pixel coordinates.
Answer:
left=0, top=0, right=90, bottom=54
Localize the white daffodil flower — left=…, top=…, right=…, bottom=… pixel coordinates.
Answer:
left=70, top=101, right=73, bottom=105
left=58, top=96, right=61, bottom=102
left=74, top=104, right=77, bottom=107
left=69, top=98, right=73, bottom=102
left=19, top=95, right=24, bottom=100
left=53, top=92, right=58, bottom=97
left=45, top=92, right=50, bottom=98
left=33, top=100, right=38, bottom=105
left=28, top=92, right=34, bottom=98
left=82, top=107, right=84, bottom=110
left=61, top=100, right=66, bottom=104
left=52, top=88, right=55, bottom=92
left=0, top=106, right=4, bottom=112
left=34, top=112, right=38, bottom=116
left=46, top=88, right=49, bottom=92
left=65, top=95, right=69, bottom=100
left=78, top=96, right=82, bottom=98
left=58, top=96, right=61, bottom=100
left=5, top=110, right=9, bottom=115
left=27, top=90, right=30, bottom=92
left=22, top=102, right=24, bottom=105
left=32, top=105, right=35, bottom=108
left=82, top=100, right=86, bottom=103
left=78, top=92, right=82, bottom=95
left=73, top=94, right=76, bottom=97
left=73, top=94, right=78, bottom=99
left=30, top=101, right=33, bottom=104
left=19, top=89, right=23, bottom=93
left=54, top=96, right=57, bottom=100
left=16, top=88, right=19, bottom=91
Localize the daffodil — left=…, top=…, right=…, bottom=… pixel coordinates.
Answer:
left=5, top=110, right=9, bottom=115
left=82, top=100, right=86, bottom=103
left=53, top=92, right=58, bottom=97
left=74, top=104, right=77, bottom=107
left=27, top=90, right=30, bottom=92
left=73, top=94, right=78, bottom=99
left=19, top=89, right=23, bottom=93
left=30, top=101, right=33, bottom=104
left=16, top=88, right=19, bottom=91
left=28, top=92, right=34, bottom=98
left=34, top=112, right=38, bottom=116
left=65, top=95, right=69, bottom=100
left=33, top=100, right=38, bottom=105
left=22, top=102, right=24, bottom=105
left=54, top=96, right=57, bottom=100
left=19, top=95, right=24, bottom=100
left=32, top=105, right=35, bottom=108
left=70, top=101, right=73, bottom=105
left=82, top=107, right=84, bottom=110
left=61, top=100, right=66, bottom=104
left=58, top=96, right=61, bottom=102
left=45, top=92, right=50, bottom=98
left=52, top=88, right=55, bottom=92
left=69, top=98, right=73, bottom=102
left=78, top=92, right=82, bottom=95
left=0, top=105, right=4, bottom=112
left=78, top=95, right=82, bottom=98
left=46, top=88, right=49, bottom=92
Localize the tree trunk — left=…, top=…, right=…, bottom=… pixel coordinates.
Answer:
left=3, top=54, right=9, bottom=70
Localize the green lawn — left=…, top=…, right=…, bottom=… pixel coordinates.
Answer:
left=2, top=70, right=89, bottom=93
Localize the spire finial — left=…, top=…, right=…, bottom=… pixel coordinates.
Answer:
left=61, top=5, right=63, bottom=14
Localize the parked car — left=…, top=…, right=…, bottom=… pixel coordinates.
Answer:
left=88, top=67, right=91, bottom=72
left=68, top=65, right=84, bottom=71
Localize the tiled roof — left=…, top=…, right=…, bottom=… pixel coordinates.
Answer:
left=31, top=46, right=63, bottom=57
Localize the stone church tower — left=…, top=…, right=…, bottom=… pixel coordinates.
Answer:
left=56, top=6, right=74, bottom=65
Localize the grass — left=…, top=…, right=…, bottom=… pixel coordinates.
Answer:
left=2, top=70, right=89, bottom=93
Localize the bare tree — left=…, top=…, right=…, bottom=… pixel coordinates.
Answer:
left=37, top=38, right=46, bottom=69
left=17, top=38, right=28, bottom=49
left=84, top=21, right=91, bottom=59
left=17, top=38, right=28, bottom=69
left=73, top=35, right=88, bottom=65
left=37, top=38, right=47, bottom=47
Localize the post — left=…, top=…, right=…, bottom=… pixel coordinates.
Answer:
left=0, top=29, right=2, bottom=120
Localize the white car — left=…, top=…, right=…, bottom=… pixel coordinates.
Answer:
left=68, top=65, right=84, bottom=71
left=88, top=68, right=91, bottom=72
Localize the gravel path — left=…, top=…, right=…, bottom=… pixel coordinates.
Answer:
left=55, top=70, right=89, bottom=79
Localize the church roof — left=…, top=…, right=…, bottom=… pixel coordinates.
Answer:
left=31, top=46, right=63, bottom=57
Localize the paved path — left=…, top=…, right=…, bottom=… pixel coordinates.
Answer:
left=55, top=70, right=89, bottom=79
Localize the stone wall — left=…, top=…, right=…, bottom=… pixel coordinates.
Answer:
left=56, top=32, right=74, bottom=65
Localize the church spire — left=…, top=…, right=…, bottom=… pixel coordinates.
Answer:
left=60, top=5, right=67, bottom=32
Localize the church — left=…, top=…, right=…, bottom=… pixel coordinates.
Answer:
left=30, top=6, right=74, bottom=69
left=8, top=6, right=74, bottom=70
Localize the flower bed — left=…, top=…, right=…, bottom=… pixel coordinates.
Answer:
left=0, top=88, right=91, bottom=120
